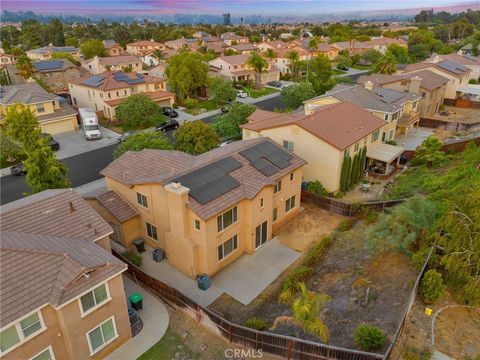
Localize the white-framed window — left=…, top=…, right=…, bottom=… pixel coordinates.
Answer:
left=218, top=235, right=238, bottom=261
left=86, top=317, right=118, bottom=355
left=344, top=149, right=350, bottom=158
left=36, top=103, right=45, bottom=113
left=285, top=195, right=296, bottom=212
left=217, top=207, right=238, bottom=232
left=290, top=172, right=294, bottom=181
left=371, top=129, right=379, bottom=143
left=283, top=140, right=294, bottom=151
left=194, top=219, right=201, bottom=231
left=384, top=113, right=389, bottom=121
left=272, top=208, right=278, bottom=222
left=354, top=142, right=359, bottom=152
left=29, top=346, right=55, bottom=360
left=274, top=180, right=282, bottom=194
left=79, top=283, right=110, bottom=316
left=146, top=222, right=158, bottom=240
left=0, top=311, right=46, bottom=354
left=136, top=192, right=148, bottom=208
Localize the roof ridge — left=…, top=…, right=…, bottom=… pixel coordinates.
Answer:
left=0, top=189, right=70, bottom=214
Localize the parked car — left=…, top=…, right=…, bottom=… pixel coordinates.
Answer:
left=337, top=65, right=349, bottom=71
left=161, top=107, right=178, bottom=118
left=117, top=130, right=136, bottom=143
left=41, top=133, right=60, bottom=151
left=155, top=119, right=179, bottom=132
left=267, top=81, right=282, bottom=88
left=10, top=163, right=26, bottom=176
left=220, top=102, right=239, bottom=113
left=236, top=90, right=248, bottom=98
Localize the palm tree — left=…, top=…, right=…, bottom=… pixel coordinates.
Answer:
left=286, top=50, right=300, bottom=78
left=264, top=48, right=278, bottom=59
left=15, top=55, right=34, bottom=80
left=415, top=136, right=447, bottom=167
left=246, top=52, right=268, bottom=85
left=152, top=49, right=165, bottom=62
left=371, top=52, right=397, bottom=75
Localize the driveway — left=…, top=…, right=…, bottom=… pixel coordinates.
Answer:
left=104, top=276, right=169, bottom=360
left=141, top=237, right=301, bottom=307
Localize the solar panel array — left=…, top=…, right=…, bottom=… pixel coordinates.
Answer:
left=175, top=156, right=242, bottom=205
left=437, top=60, right=468, bottom=75
left=463, top=54, right=478, bottom=62
left=374, top=88, right=405, bottom=104
left=239, top=141, right=292, bottom=177
left=112, top=71, right=145, bottom=85
left=81, top=75, right=106, bottom=87
left=33, top=60, right=65, bottom=71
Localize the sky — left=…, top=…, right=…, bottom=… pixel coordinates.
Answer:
left=2, top=0, right=480, bottom=16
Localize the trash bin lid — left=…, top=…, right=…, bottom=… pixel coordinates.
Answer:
left=133, top=239, right=144, bottom=245
left=129, top=292, right=143, bottom=303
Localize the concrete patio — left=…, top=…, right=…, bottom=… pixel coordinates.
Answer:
left=105, top=276, right=169, bottom=360
left=141, top=237, right=301, bottom=307
left=396, top=127, right=434, bottom=150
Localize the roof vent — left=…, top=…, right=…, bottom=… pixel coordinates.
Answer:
left=365, top=81, right=374, bottom=91
left=69, top=201, right=75, bottom=213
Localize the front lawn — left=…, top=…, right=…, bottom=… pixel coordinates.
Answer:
left=332, top=69, right=347, bottom=76
left=244, top=85, right=279, bottom=99
left=138, top=328, right=199, bottom=360
left=1, top=153, right=26, bottom=169
left=184, top=99, right=222, bottom=115
left=352, top=64, right=371, bottom=70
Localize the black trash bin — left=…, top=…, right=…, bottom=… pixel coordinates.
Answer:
left=133, top=238, right=145, bottom=253
left=153, top=248, right=165, bottom=262
left=129, top=292, right=143, bottom=310
left=198, top=275, right=211, bottom=291
left=128, top=307, right=139, bottom=325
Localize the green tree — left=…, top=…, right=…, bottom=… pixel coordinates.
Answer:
left=307, top=56, right=336, bottom=95
left=115, top=94, right=163, bottom=130
left=415, top=136, right=447, bottom=167
left=361, top=49, right=382, bottom=65
left=208, top=77, right=236, bottom=104
left=65, top=36, right=79, bottom=47
left=80, top=39, right=106, bottom=59
left=280, top=82, right=316, bottom=110
left=0, top=129, right=23, bottom=165
left=420, top=269, right=446, bottom=304
left=174, top=121, right=220, bottom=155
left=335, top=54, right=352, bottom=70
left=339, top=155, right=351, bottom=192
left=264, top=48, right=278, bottom=59
left=354, top=324, right=386, bottom=351
left=387, top=43, right=410, bottom=64
left=47, top=19, right=65, bottom=46
left=371, top=52, right=397, bottom=74
left=213, top=103, right=256, bottom=139
left=286, top=50, right=300, bottom=78
left=166, top=51, right=209, bottom=101
left=3, top=103, right=42, bottom=149
left=15, top=55, right=34, bottom=80
left=114, top=132, right=173, bottom=159
left=246, top=52, right=269, bottom=84
left=51, top=52, right=76, bottom=64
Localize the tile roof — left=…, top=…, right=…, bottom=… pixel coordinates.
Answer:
left=103, top=39, right=121, bottom=49
left=104, top=89, right=174, bottom=106
left=127, top=40, right=163, bottom=47
left=68, top=71, right=165, bottom=91
left=242, top=101, right=385, bottom=150
left=0, top=83, right=57, bottom=105
left=27, top=45, right=78, bottom=55
left=101, top=138, right=306, bottom=220
left=90, top=189, right=139, bottom=222
left=366, top=37, right=407, bottom=46
left=218, top=54, right=251, bottom=65
left=428, top=53, right=480, bottom=66
left=0, top=189, right=125, bottom=327
left=231, top=44, right=258, bottom=51
left=97, top=55, right=140, bottom=66
left=357, top=70, right=449, bottom=91
left=401, top=59, right=471, bottom=78
left=32, top=59, right=77, bottom=72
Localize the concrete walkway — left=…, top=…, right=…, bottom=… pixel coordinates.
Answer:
left=396, top=127, right=434, bottom=150
left=141, top=237, right=300, bottom=307
left=105, top=276, right=169, bottom=360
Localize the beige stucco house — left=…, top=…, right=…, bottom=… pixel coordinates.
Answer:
left=26, top=44, right=81, bottom=61
left=365, top=36, right=408, bottom=54
left=242, top=101, right=405, bottom=192
left=33, top=59, right=89, bottom=94
left=0, top=189, right=131, bottom=360
left=83, top=55, right=143, bottom=75
left=103, top=40, right=125, bottom=56
left=68, top=71, right=174, bottom=120
left=126, top=40, right=165, bottom=56
left=0, top=83, right=78, bottom=134
left=95, top=138, right=306, bottom=279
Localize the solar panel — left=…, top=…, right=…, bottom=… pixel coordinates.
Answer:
left=437, top=60, right=468, bottom=75
left=251, top=158, right=278, bottom=176
left=374, top=88, right=404, bottom=104
left=175, top=156, right=242, bottom=205
left=112, top=71, right=146, bottom=85
left=239, top=140, right=293, bottom=176
left=81, top=75, right=106, bottom=87
left=463, top=54, right=478, bottom=62
left=33, top=60, right=65, bottom=71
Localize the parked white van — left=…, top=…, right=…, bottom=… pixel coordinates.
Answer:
left=78, top=108, right=102, bottom=140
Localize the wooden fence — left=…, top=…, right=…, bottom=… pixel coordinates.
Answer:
left=301, top=191, right=405, bottom=217
left=113, top=249, right=383, bottom=360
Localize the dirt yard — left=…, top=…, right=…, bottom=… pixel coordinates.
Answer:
left=276, top=203, right=344, bottom=252
left=210, top=220, right=417, bottom=353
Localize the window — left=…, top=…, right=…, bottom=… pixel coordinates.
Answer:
left=51, top=101, right=56, bottom=107
left=290, top=172, right=294, bottom=181
left=354, top=142, right=359, bottom=152
left=274, top=180, right=282, bottom=194
left=381, top=131, right=387, bottom=142
left=392, top=111, right=399, bottom=120
left=371, top=130, right=379, bottom=143
left=30, top=346, right=54, bottom=360
left=283, top=140, right=294, bottom=151
left=421, top=92, right=426, bottom=98
left=285, top=195, right=295, bottom=212
left=273, top=208, right=278, bottom=222
left=344, top=149, right=350, bottom=158
left=36, top=104, right=45, bottom=113
left=194, top=219, right=201, bottom=231
left=0, top=326, right=20, bottom=353
left=384, top=113, right=389, bottom=121
left=136, top=192, right=148, bottom=208
left=79, top=284, right=109, bottom=315
left=20, top=313, right=42, bottom=337
left=146, top=222, right=158, bottom=240
left=87, top=317, right=117, bottom=355
left=413, top=100, right=418, bottom=109
left=217, top=235, right=238, bottom=260
left=0, top=312, right=46, bottom=354
left=217, top=207, right=238, bottom=232
left=389, top=130, right=394, bottom=140
left=260, top=198, right=264, bottom=208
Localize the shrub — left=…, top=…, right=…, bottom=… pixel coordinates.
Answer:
left=468, top=78, right=478, bottom=84
left=354, top=324, right=386, bottom=351
left=420, top=269, right=445, bottom=303
left=184, top=98, right=198, bottom=109
left=245, top=317, right=268, bottom=331
left=279, top=266, right=314, bottom=304
left=307, top=180, right=328, bottom=196
left=402, top=346, right=420, bottom=360
left=122, top=250, right=143, bottom=267
left=304, top=236, right=333, bottom=267
left=338, top=218, right=354, bottom=232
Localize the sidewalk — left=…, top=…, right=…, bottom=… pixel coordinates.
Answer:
left=105, top=276, right=169, bottom=360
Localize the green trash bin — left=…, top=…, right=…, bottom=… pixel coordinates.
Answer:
left=129, top=292, right=143, bottom=310
left=133, top=238, right=145, bottom=252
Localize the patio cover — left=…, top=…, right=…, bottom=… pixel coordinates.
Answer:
left=457, top=85, right=480, bottom=96
left=367, top=143, right=404, bottom=163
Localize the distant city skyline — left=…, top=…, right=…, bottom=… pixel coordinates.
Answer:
left=2, top=0, right=480, bottom=16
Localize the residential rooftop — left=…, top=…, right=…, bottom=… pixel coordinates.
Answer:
left=357, top=70, right=449, bottom=91
left=27, top=44, right=78, bottom=54
left=33, top=59, right=77, bottom=72
left=401, top=59, right=471, bottom=78
left=69, top=70, right=165, bottom=91
left=89, top=54, right=140, bottom=66
left=0, top=82, right=58, bottom=105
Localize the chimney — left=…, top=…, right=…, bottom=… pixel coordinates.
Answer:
left=408, top=76, right=422, bottom=94
left=364, top=80, right=374, bottom=91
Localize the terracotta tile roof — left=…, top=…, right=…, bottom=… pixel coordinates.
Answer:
left=366, top=37, right=407, bottom=46
left=242, top=102, right=385, bottom=150
left=93, top=190, right=139, bottom=222
left=0, top=189, right=125, bottom=327
left=430, top=53, right=480, bottom=66
left=96, top=55, right=140, bottom=66
left=104, top=89, right=174, bottom=106
left=127, top=40, right=163, bottom=47
left=357, top=70, right=449, bottom=91
left=231, top=44, right=258, bottom=51
left=101, top=138, right=306, bottom=220
left=68, top=71, right=166, bottom=91
left=218, top=54, right=251, bottom=65
left=315, top=44, right=336, bottom=52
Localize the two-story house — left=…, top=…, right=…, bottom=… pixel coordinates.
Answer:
left=32, top=59, right=89, bottom=94
left=0, top=189, right=131, bottom=360
left=365, top=36, right=408, bottom=54
left=209, top=54, right=280, bottom=84
left=68, top=71, right=174, bottom=120
left=357, top=70, right=449, bottom=118
left=95, top=138, right=306, bottom=279
left=103, top=40, right=125, bottom=56
left=241, top=101, right=404, bottom=192
left=304, top=82, right=421, bottom=138
left=220, top=32, right=249, bottom=46
left=331, top=40, right=374, bottom=56
left=126, top=40, right=164, bottom=56
left=83, top=55, right=143, bottom=75
left=426, top=53, right=480, bottom=83
left=26, top=44, right=81, bottom=61
left=0, top=83, right=78, bottom=134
